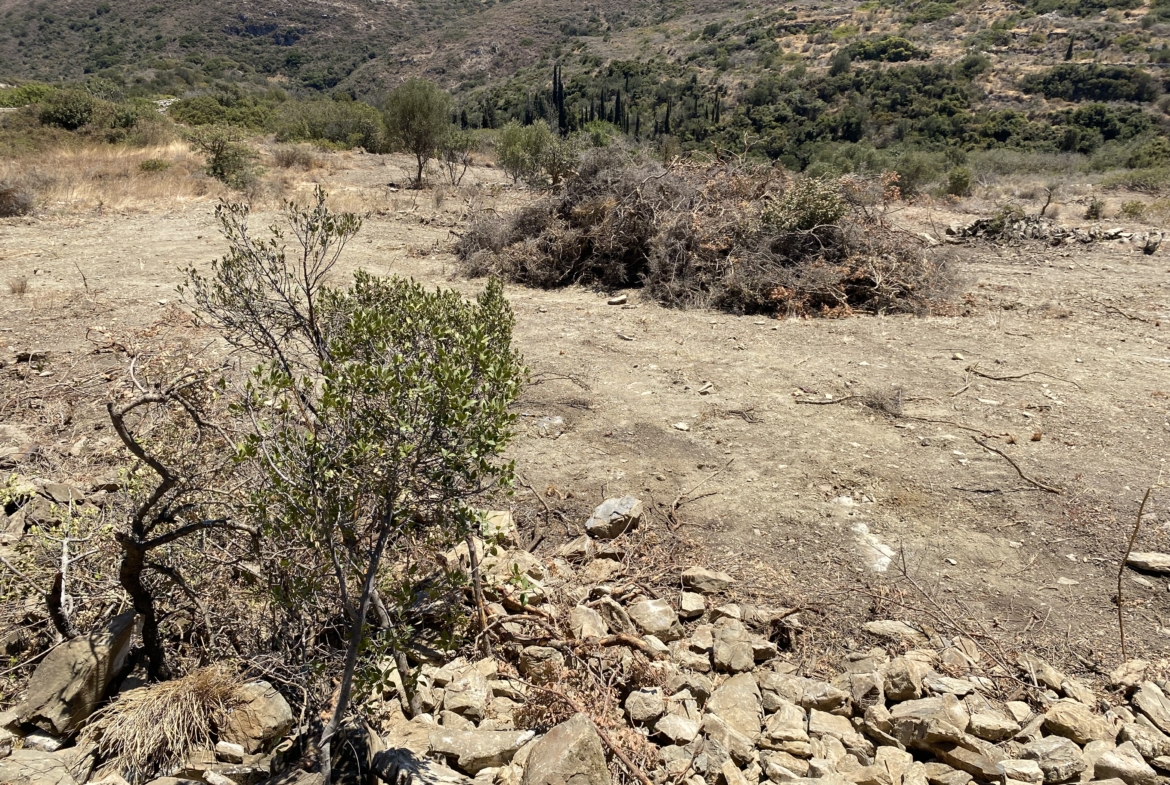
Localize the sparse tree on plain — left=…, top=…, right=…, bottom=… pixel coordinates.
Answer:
left=383, top=79, right=454, bottom=188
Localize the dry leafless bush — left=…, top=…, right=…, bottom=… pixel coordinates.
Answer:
left=272, top=144, right=320, bottom=170
left=458, top=151, right=961, bottom=316
left=0, top=183, right=34, bottom=216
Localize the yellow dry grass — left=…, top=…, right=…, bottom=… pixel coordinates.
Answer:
left=80, top=665, right=245, bottom=784
left=0, top=141, right=225, bottom=214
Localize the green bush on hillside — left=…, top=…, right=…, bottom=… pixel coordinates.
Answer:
left=1020, top=64, right=1161, bottom=103
left=274, top=99, right=386, bottom=152
left=847, top=36, right=930, bottom=62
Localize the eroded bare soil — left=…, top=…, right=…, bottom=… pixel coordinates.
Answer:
left=2, top=151, right=1168, bottom=679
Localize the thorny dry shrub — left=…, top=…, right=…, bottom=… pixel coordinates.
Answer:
left=80, top=665, right=245, bottom=784
left=458, top=151, right=961, bottom=316
left=0, top=183, right=34, bottom=216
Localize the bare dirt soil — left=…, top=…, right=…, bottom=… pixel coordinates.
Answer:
left=2, top=150, right=1168, bottom=681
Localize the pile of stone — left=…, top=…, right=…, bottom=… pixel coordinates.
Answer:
left=945, top=217, right=1162, bottom=253
left=3, top=493, right=1170, bottom=785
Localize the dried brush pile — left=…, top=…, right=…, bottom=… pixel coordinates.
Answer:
left=458, top=150, right=960, bottom=316
left=80, top=665, right=245, bottom=784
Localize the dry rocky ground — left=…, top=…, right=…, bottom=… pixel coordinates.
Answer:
left=1, top=149, right=1170, bottom=785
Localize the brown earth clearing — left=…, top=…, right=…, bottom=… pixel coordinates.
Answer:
left=2, top=148, right=1169, bottom=685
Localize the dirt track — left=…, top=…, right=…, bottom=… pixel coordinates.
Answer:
left=2, top=151, right=1168, bottom=676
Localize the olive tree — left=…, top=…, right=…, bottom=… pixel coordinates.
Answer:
left=383, top=79, right=453, bottom=188
left=185, top=188, right=523, bottom=782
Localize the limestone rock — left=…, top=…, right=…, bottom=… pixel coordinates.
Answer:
left=579, top=559, right=624, bottom=584
left=968, top=712, right=1020, bottom=742
left=1094, top=742, right=1156, bottom=785
left=864, top=621, right=928, bottom=646
left=518, top=647, right=564, bottom=683
left=482, top=511, right=518, bottom=546
left=1131, top=683, right=1170, bottom=735
left=1109, top=662, right=1150, bottom=693
left=922, top=762, right=971, bottom=785
left=890, top=695, right=969, bottom=750
left=656, top=714, right=700, bottom=745
left=215, top=741, right=246, bottom=764
left=16, top=612, right=136, bottom=735
left=627, top=599, right=683, bottom=642
left=221, top=681, right=294, bottom=754
left=931, top=742, right=1005, bottom=781
left=373, top=749, right=471, bottom=785
left=702, top=714, right=757, bottom=765
left=625, top=688, right=665, bottom=724
left=1125, top=553, right=1170, bottom=574
left=1118, top=722, right=1170, bottom=760
left=707, top=673, right=763, bottom=740
left=722, top=759, right=750, bottom=785
left=521, top=714, right=609, bottom=785
left=761, top=700, right=809, bottom=750
left=680, top=592, right=706, bottom=619
left=445, top=671, right=491, bottom=721
left=998, top=760, right=1045, bottom=784
left=431, top=729, right=535, bottom=775
left=585, top=497, right=642, bottom=539
left=762, top=750, right=811, bottom=779
left=569, top=606, right=608, bottom=641
left=681, top=567, right=734, bottom=594
left=595, top=597, right=636, bottom=636
left=883, top=658, right=931, bottom=702
left=0, top=750, right=78, bottom=785
left=1044, top=701, right=1116, bottom=745
left=1022, top=736, right=1086, bottom=783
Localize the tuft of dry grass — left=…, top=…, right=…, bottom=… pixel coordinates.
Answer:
left=7, top=277, right=28, bottom=295
left=81, top=665, right=244, bottom=784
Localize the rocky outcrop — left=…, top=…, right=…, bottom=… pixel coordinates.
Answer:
left=16, top=612, right=136, bottom=736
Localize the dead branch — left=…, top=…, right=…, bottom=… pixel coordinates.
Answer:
left=966, top=364, right=1081, bottom=390
left=795, top=395, right=856, bottom=405
left=1118, top=487, right=1153, bottom=662
left=971, top=437, right=1062, bottom=494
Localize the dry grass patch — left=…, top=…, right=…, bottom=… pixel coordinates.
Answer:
left=0, top=141, right=220, bottom=213
left=81, top=665, right=245, bottom=784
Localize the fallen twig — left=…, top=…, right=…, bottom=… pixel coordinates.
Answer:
left=795, top=395, right=856, bottom=405
left=1118, top=487, right=1153, bottom=662
left=972, top=437, right=1062, bottom=494
left=966, top=364, right=1081, bottom=390
left=668, top=458, right=733, bottom=530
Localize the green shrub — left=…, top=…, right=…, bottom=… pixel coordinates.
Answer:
left=274, top=100, right=386, bottom=152
left=0, top=83, right=56, bottom=108
left=139, top=158, right=171, bottom=172
left=1084, top=197, right=1104, bottom=219
left=185, top=126, right=258, bottom=188
left=1127, top=137, right=1170, bottom=169
left=1020, top=64, right=1161, bottom=103
left=1120, top=200, right=1146, bottom=218
left=39, top=89, right=98, bottom=130
left=847, top=36, right=930, bottom=62
left=763, top=177, right=848, bottom=231
left=947, top=167, right=973, bottom=196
